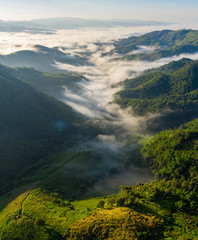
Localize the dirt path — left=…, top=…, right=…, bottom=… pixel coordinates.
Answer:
left=19, top=190, right=32, bottom=218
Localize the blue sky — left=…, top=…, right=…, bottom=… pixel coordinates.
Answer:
left=1, top=0, right=198, bottom=23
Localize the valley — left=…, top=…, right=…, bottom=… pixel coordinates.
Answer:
left=0, top=27, right=197, bottom=239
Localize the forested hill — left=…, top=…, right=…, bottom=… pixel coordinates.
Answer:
left=0, top=64, right=84, bottom=139
left=0, top=63, right=86, bottom=194
left=115, top=59, right=198, bottom=127
left=0, top=64, right=85, bottom=97
left=0, top=119, right=197, bottom=240
left=145, top=58, right=193, bottom=74
left=112, top=29, right=198, bottom=61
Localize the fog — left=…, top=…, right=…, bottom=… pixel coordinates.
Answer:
left=0, top=23, right=184, bottom=55
left=1, top=23, right=198, bottom=195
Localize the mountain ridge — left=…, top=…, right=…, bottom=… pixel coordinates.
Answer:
left=112, top=29, right=198, bottom=61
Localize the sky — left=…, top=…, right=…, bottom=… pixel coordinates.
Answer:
left=0, top=0, right=198, bottom=24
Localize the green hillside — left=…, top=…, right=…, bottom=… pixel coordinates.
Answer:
left=113, top=29, right=198, bottom=61
left=0, top=64, right=89, bottom=195
left=143, top=119, right=198, bottom=182
left=13, top=67, right=85, bottom=94
left=0, top=64, right=86, bottom=97
left=0, top=119, right=197, bottom=239
left=0, top=64, right=82, bottom=139
left=115, top=59, right=198, bottom=130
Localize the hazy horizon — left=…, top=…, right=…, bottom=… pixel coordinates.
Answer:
left=0, top=0, right=197, bottom=25
left=0, top=16, right=168, bottom=22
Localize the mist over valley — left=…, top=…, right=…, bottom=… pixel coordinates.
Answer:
left=0, top=18, right=197, bottom=239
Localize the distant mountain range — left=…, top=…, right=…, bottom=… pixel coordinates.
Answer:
left=0, top=18, right=168, bottom=33
left=30, top=18, right=168, bottom=29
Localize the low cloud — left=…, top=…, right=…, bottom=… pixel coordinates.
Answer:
left=86, top=166, right=153, bottom=196
left=0, top=24, right=180, bottom=55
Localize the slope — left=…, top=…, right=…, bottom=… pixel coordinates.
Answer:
left=0, top=63, right=87, bottom=194
left=0, top=45, right=87, bottom=73
left=115, top=59, right=198, bottom=130
left=0, top=64, right=86, bottom=98
left=0, top=119, right=197, bottom=239
left=112, top=29, right=198, bottom=61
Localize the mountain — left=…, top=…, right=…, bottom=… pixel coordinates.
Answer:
left=115, top=59, right=198, bottom=130
left=0, top=18, right=168, bottom=33
left=145, top=57, right=193, bottom=74
left=112, top=29, right=198, bottom=61
left=30, top=18, right=167, bottom=29
left=0, top=63, right=88, bottom=194
left=0, top=20, right=53, bottom=34
left=0, top=45, right=87, bottom=73
left=0, top=64, right=83, bottom=139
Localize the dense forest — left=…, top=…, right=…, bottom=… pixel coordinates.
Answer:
left=115, top=58, right=198, bottom=130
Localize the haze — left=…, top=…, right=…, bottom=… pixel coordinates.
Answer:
left=0, top=0, right=198, bottom=25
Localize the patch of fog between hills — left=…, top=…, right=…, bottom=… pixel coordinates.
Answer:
left=53, top=33, right=198, bottom=193
left=55, top=47, right=198, bottom=122
left=86, top=166, right=154, bottom=196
